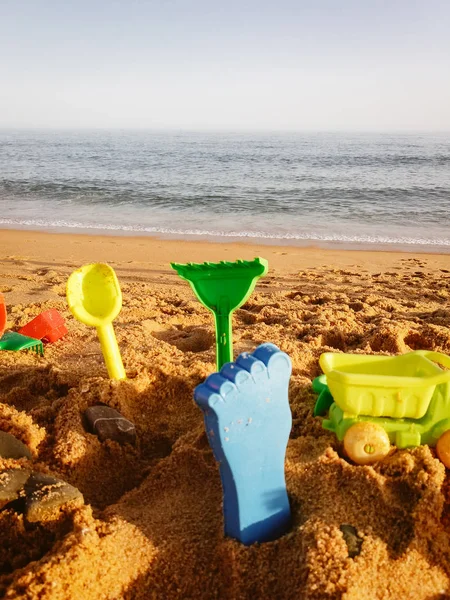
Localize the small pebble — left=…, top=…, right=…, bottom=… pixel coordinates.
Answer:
left=24, top=472, right=83, bottom=522
left=340, top=524, right=363, bottom=558
left=0, top=469, right=31, bottom=509
left=0, top=431, right=32, bottom=459
left=84, top=405, right=136, bottom=446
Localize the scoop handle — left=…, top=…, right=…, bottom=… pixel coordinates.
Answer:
left=96, top=323, right=126, bottom=380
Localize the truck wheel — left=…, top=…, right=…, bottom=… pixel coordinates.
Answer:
left=344, top=422, right=391, bottom=465
left=436, top=430, right=450, bottom=468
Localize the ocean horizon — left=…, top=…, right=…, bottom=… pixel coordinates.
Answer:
left=1, top=129, right=449, bottom=252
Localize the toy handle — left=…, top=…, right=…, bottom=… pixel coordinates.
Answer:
left=96, top=323, right=126, bottom=380
left=214, top=312, right=233, bottom=370
left=414, top=350, right=450, bottom=384
left=0, top=292, right=6, bottom=338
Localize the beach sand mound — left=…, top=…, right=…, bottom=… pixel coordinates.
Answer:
left=1, top=240, right=450, bottom=599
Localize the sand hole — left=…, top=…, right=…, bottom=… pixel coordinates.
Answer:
left=151, top=326, right=214, bottom=353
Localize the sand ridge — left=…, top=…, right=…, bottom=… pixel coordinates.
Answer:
left=1, top=230, right=450, bottom=599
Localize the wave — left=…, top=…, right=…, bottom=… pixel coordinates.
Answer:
left=1, top=217, right=449, bottom=248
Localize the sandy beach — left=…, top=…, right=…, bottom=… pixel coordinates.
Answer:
left=1, top=228, right=450, bottom=599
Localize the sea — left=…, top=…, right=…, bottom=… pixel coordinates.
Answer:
left=0, top=129, right=449, bottom=252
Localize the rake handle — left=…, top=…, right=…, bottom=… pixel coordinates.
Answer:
left=214, top=311, right=233, bottom=370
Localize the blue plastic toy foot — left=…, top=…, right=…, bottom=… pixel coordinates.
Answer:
left=194, top=343, right=292, bottom=545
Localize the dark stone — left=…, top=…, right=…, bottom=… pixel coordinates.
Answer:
left=24, top=472, right=83, bottom=522
left=0, top=469, right=31, bottom=509
left=340, top=524, right=363, bottom=558
left=0, top=431, right=32, bottom=459
left=84, top=405, right=136, bottom=446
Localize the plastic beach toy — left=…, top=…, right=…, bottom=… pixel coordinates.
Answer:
left=0, top=293, right=6, bottom=338
left=312, top=374, right=334, bottom=417
left=0, top=293, right=44, bottom=355
left=194, top=343, right=292, bottom=545
left=313, top=350, right=450, bottom=467
left=19, top=309, right=67, bottom=343
left=171, top=258, right=268, bottom=370
left=0, top=331, right=44, bottom=355
left=66, top=263, right=126, bottom=380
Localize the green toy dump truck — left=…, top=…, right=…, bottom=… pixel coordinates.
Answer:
left=313, top=350, right=450, bottom=467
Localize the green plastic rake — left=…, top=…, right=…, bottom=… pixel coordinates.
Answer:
left=171, top=258, right=268, bottom=369
left=0, top=331, right=44, bottom=356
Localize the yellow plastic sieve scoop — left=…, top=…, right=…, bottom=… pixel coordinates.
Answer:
left=66, top=263, right=126, bottom=380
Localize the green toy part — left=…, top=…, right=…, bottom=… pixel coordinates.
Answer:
left=0, top=331, right=44, bottom=356
left=313, top=350, right=450, bottom=467
left=171, top=258, right=268, bottom=370
left=312, top=374, right=334, bottom=417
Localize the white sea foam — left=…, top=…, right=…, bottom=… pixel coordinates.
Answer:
left=1, top=217, right=449, bottom=248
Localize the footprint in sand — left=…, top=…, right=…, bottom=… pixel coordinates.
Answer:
left=149, top=324, right=215, bottom=353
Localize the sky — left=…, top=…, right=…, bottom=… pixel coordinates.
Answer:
left=1, top=0, right=450, bottom=131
